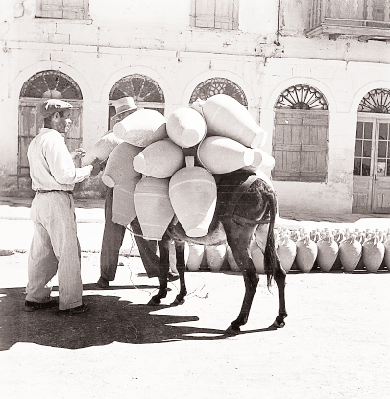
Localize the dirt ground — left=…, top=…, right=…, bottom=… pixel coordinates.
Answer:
left=0, top=251, right=389, bottom=399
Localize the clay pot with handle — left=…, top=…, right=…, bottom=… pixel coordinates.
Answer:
left=276, top=230, right=297, bottom=273
left=316, top=230, right=339, bottom=272
left=362, top=233, right=385, bottom=273
left=339, top=232, right=362, bottom=273
left=296, top=232, right=318, bottom=273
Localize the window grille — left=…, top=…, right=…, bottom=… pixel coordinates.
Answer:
left=20, top=70, right=83, bottom=99
left=108, top=74, right=165, bottom=124
left=275, top=84, right=328, bottom=110
left=358, top=88, right=390, bottom=113
left=189, top=77, right=247, bottom=107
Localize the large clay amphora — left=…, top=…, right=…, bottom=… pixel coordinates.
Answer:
left=362, top=235, right=385, bottom=273
left=102, top=142, right=142, bottom=187
left=296, top=234, right=318, bottom=273
left=134, top=176, right=174, bottom=240
left=242, top=148, right=276, bottom=175
left=169, top=156, right=217, bottom=237
left=197, top=136, right=255, bottom=174
left=226, top=246, right=240, bottom=272
left=111, top=177, right=140, bottom=227
left=339, top=234, right=362, bottom=273
left=277, top=233, right=297, bottom=273
left=82, top=132, right=123, bottom=166
left=316, top=232, right=339, bottom=272
left=166, top=107, right=207, bottom=148
left=186, top=243, right=205, bottom=271
left=113, top=109, right=167, bottom=147
left=202, top=94, right=267, bottom=149
left=383, top=236, right=390, bottom=269
left=133, top=139, right=184, bottom=178
left=206, top=244, right=227, bottom=272
left=250, top=240, right=265, bottom=274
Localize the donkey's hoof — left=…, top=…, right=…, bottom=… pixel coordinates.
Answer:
left=171, top=298, right=185, bottom=306
left=225, top=325, right=240, bottom=336
left=147, top=297, right=160, bottom=306
left=273, top=319, right=285, bottom=328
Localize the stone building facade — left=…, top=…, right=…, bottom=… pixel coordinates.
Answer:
left=0, top=0, right=389, bottom=214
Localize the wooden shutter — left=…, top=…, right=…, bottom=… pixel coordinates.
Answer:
left=191, top=0, right=215, bottom=28
left=37, top=0, right=87, bottom=19
left=18, top=103, right=38, bottom=181
left=190, top=0, right=238, bottom=29
left=273, top=109, right=329, bottom=182
left=215, top=0, right=238, bottom=29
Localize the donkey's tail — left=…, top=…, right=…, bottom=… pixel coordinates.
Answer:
left=263, top=189, right=278, bottom=289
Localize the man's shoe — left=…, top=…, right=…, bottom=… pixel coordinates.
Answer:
left=25, top=299, right=58, bottom=312
left=57, top=303, right=89, bottom=316
left=168, top=272, right=180, bottom=282
left=96, top=276, right=109, bottom=289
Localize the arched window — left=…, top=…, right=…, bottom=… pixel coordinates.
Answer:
left=358, top=88, right=390, bottom=114
left=108, top=74, right=165, bottom=125
left=273, top=84, right=329, bottom=182
left=20, top=70, right=83, bottom=99
left=189, top=77, right=247, bottom=107
left=275, top=84, right=328, bottom=110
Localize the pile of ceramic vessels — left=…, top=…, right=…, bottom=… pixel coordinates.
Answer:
left=83, top=94, right=274, bottom=241
left=179, top=226, right=390, bottom=274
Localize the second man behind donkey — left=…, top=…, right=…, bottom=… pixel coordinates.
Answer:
left=96, top=96, right=179, bottom=289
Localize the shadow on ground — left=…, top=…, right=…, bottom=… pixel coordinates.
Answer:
left=0, top=285, right=278, bottom=351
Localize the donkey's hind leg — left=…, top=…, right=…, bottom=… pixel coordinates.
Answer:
left=224, top=220, right=259, bottom=335
left=171, top=240, right=187, bottom=306
left=255, top=224, right=287, bottom=328
left=273, top=256, right=288, bottom=328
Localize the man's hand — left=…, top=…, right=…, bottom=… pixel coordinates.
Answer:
left=71, top=148, right=86, bottom=160
left=90, top=158, right=101, bottom=177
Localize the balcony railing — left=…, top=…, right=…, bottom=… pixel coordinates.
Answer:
left=307, top=0, right=390, bottom=40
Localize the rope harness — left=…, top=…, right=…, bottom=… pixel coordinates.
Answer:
left=223, top=174, right=271, bottom=226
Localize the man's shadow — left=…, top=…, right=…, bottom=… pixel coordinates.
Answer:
left=0, top=285, right=279, bottom=351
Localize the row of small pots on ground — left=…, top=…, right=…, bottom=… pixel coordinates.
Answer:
left=168, top=227, right=390, bottom=274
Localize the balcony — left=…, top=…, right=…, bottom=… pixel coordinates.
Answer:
left=306, top=0, right=390, bottom=41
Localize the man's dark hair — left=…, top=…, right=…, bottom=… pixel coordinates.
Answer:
left=43, top=110, right=64, bottom=128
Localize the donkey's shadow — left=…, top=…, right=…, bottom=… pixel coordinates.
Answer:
left=0, top=285, right=278, bottom=351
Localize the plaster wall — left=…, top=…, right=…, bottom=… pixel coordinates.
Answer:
left=0, top=0, right=389, bottom=212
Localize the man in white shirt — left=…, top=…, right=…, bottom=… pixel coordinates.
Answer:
left=25, top=99, right=100, bottom=315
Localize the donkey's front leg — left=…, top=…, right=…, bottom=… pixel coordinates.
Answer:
left=147, top=234, right=170, bottom=306
left=171, top=240, right=187, bottom=306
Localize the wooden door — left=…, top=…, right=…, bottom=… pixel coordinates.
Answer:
left=273, top=109, right=329, bottom=182
left=18, top=98, right=83, bottom=189
left=353, top=116, right=390, bottom=213
left=373, top=120, right=390, bottom=213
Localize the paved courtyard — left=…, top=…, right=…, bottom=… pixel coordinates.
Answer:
left=0, top=197, right=389, bottom=398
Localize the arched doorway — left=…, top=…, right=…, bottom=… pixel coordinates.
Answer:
left=108, top=74, right=165, bottom=129
left=18, top=70, right=83, bottom=190
left=272, top=84, right=329, bottom=182
left=189, top=77, right=248, bottom=107
left=353, top=88, right=390, bottom=213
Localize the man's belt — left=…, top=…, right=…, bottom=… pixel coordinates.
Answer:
left=36, top=190, right=73, bottom=194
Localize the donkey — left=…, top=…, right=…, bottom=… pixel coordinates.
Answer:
left=146, top=169, right=288, bottom=335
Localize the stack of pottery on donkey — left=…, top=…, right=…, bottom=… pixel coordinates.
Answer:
left=84, top=94, right=275, bottom=271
